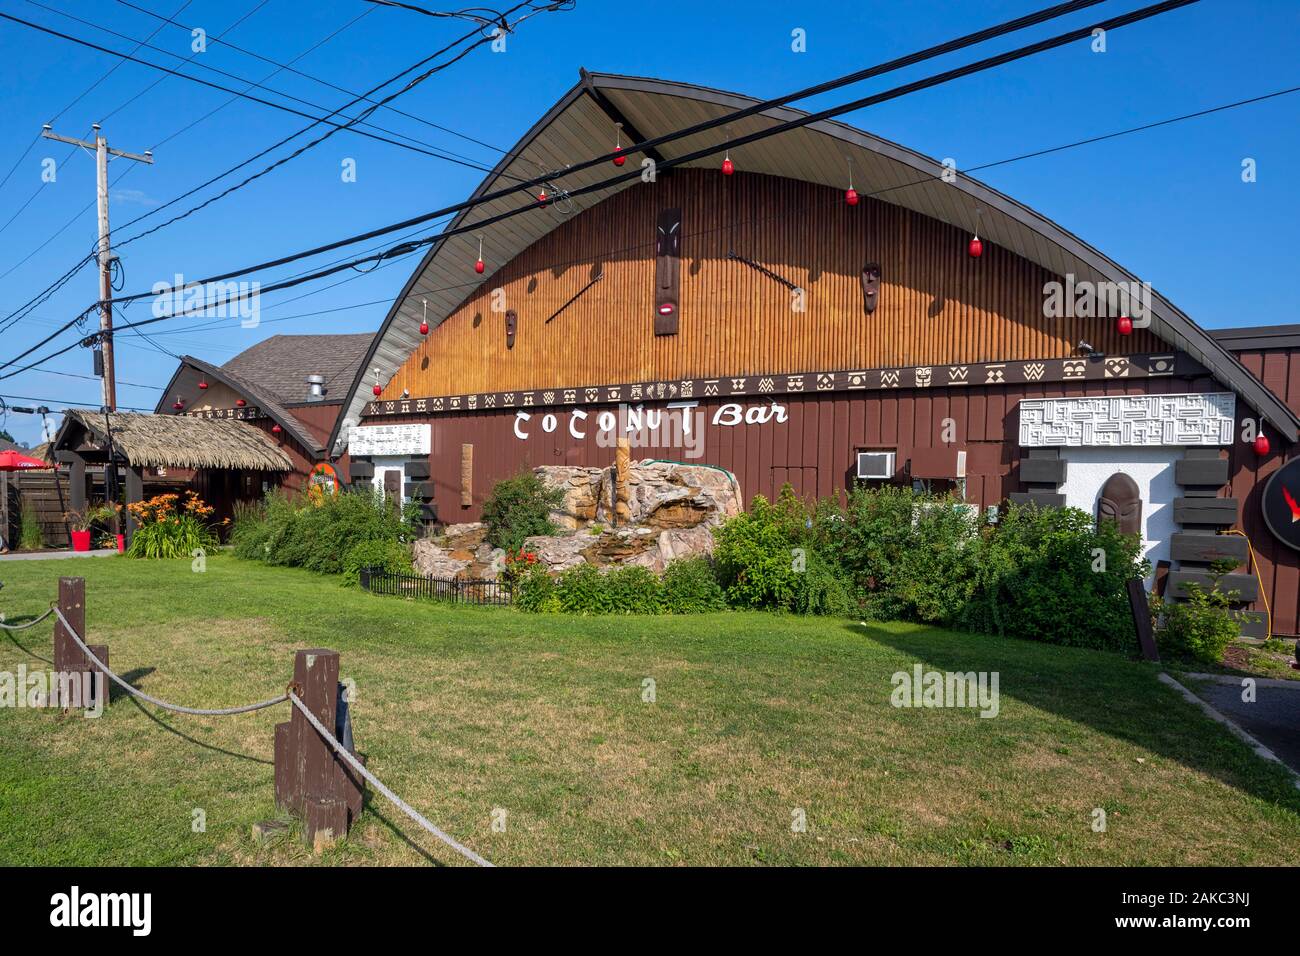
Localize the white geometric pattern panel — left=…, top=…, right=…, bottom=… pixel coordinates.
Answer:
left=1019, top=393, right=1235, bottom=447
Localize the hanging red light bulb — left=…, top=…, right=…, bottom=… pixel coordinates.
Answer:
left=721, top=151, right=734, bottom=176
left=1116, top=315, right=1133, bottom=336
left=845, top=160, right=858, bottom=206
left=612, top=122, right=626, bottom=167
left=235, top=398, right=246, bottom=407
left=198, top=379, right=209, bottom=390
left=419, top=299, right=429, bottom=336
left=475, top=235, right=485, bottom=274
left=968, top=235, right=983, bottom=258
left=172, top=398, right=184, bottom=411
left=1254, top=431, right=1271, bottom=456
left=372, top=383, right=382, bottom=396
left=271, top=423, right=282, bottom=435
left=537, top=187, right=548, bottom=204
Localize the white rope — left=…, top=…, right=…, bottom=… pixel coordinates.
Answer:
left=51, top=606, right=289, bottom=716
left=289, top=692, right=493, bottom=868
left=0, top=606, right=55, bottom=630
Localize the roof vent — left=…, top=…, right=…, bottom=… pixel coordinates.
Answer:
left=306, top=374, right=325, bottom=401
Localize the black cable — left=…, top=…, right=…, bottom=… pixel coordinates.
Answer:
left=0, top=391, right=152, bottom=411
left=0, top=0, right=1201, bottom=378
left=89, top=0, right=1153, bottom=311
left=20, top=1, right=512, bottom=178
left=115, top=0, right=516, bottom=161
left=110, top=0, right=558, bottom=244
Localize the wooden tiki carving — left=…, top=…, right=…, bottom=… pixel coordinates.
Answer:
left=505, top=309, right=517, bottom=350
left=654, top=207, right=681, bottom=335
left=860, top=262, right=881, bottom=315
left=615, top=439, right=631, bottom=525
left=1097, top=472, right=1141, bottom=536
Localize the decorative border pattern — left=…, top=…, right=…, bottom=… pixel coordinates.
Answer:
left=184, top=405, right=263, bottom=421
left=1019, top=392, right=1236, bottom=447
left=360, top=352, right=1192, bottom=419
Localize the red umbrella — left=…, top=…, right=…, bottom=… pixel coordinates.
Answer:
left=0, top=450, right=51, bottom=471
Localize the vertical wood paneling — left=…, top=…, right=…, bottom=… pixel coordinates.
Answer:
left=385, top=169, right=1161, bottom=401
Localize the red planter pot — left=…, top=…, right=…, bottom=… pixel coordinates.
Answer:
left=71, top=530, right=92, bottom=552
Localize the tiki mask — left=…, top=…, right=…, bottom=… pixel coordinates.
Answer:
left=654, top=207, right=681, bottom=335
left=861, top=262, right=881, bottom=315
left=1097, top=472, right=1141, bottom=535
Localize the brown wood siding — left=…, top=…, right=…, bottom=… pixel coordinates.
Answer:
left=385, top=169, right=1160, bottom=400
left=1224, top=345, right=1300, bottom=639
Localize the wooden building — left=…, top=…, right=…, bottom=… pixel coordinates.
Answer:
left=316, top=72, right=1297, bottom=637
left=154, top=334, right=371, bottom=515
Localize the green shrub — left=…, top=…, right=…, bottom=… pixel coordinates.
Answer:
left=661, top=558, right=727, bottom=613
left=125, top=492, right=220, bottom=559
left=712, top=487, right=816, bottom=611
left=603, top=566, right=664, bottom=614
left=960, top=504, right=1149, bottom=651
left=790, top=547, right=855, bottom=616
left=514, top=565, right=560, bottom=613
left=342, top=538, right=414, bottom=587
left=481, top=470, right=563, bottom=553
left=231, top=488, right=418, bottom=575
left=1152, top=561, right=1241, bottom=664
left=554, top=564, right=617, bottom=614
left=18, top=497, right=42, bottom=550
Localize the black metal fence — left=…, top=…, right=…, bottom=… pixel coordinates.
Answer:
left=359, top=566, right=512, bottom=606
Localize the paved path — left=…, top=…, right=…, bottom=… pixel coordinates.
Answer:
left=1191, top=678, right=1300, bottom=775
left=0, top=549, right=118, bottom=561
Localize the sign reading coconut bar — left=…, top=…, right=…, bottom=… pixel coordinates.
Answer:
left=349, top=423, right=431, bottom=456
left=1019, top=393, right=1235, bottom=447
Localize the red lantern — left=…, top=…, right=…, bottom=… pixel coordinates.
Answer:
left=1116, top=315, right=1133, bottom=336
left=372, top=384, right=382, bottom=397
left=612, top=122, right=626, bottom=166
left=419, top=320, right=429, bottom=335
left=1254, top=433, right=1271, bottom=456
left=968, top=235, right=983, bottom=258
left=198, top=379, right=209, bottom=390
left=271, top=423, right=282, bottom=435
left=845, top=188, right=859, bottom=206
left=235, top=398, right=246, bottom=407
left=475, top=259, right=485, bottom=274
left=537, top=188, right=548, bottom=203
left=721, top=156, right=734, bottom=176
left=172, top=399, right=184, bottom=411
left=474, top=236, right=485, bottom=274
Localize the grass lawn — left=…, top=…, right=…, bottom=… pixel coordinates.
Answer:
left=1, top=554, right=1297, bottom=867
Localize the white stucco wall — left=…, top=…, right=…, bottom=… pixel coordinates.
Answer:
left=1056, top=447, right=1182, bottom=574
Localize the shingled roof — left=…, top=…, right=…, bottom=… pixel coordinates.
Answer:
left=222, top=334, right=372, bottom=404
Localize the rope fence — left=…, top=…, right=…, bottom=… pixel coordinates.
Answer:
left=3, top=576, right=491, bottom=866
left=0, top=606, right=55, bottom=630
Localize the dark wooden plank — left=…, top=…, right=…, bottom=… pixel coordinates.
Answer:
left=1169, top=532, right=1249, bottom=564
left=1173, top=497, right=1239, bottom=525
left=1019, top=457, right=1067, bottom=485
left=1174, top=457, right=1229, bottom=487
left=1126, top=578, right=1160, bottom=661
left=1166, top=570, right=1259, bottom=603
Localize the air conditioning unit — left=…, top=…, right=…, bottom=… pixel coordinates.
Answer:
left=856, top=451, right=896, bottom=479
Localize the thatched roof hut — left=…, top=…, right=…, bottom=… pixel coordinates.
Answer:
left=59, top=410, right=293, bottom=471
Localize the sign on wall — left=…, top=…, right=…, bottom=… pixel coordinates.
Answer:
left=1261, top=457, right=1300, bottom=552
left=348, top=423, right=431, bottom=456
left=1019, top=393, right=1235, bottom=447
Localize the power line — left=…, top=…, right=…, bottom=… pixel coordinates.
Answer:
left=0, top=391, right=152, bottom=411
left=18, top=2, right=511, bottom=178
left=115, top=0, right=516, bottom=161
left=0, top=0, right=1201, bottom=380
left=110, top=0, right=564, bottom=245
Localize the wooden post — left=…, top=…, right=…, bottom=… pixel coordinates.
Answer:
left=274, top=649, right=363, bottom=849
left=124, top=465, right=144, bottom=543
left=53, top=576, right=110, bottom=710
left=1127, top=577, right=1161, bottom=662
left=615, top=439, right=631, bottom=526
left=460, top=443, right=473, bottom=508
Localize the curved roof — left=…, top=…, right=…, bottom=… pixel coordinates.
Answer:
left=331, top=70, right=1300, bottom=450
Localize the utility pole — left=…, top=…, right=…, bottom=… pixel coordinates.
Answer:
left=41, top=124, right=153, bottom=411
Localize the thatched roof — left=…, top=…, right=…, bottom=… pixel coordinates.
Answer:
left=62, top=410, right=293, bottom=471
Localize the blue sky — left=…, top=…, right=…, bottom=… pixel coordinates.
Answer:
left=0, top=0, right=1297, bottom=446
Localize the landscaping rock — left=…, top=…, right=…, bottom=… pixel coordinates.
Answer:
left=535, top=460, right=741, bottom=532
left=411, top=539, right=471, bottom=579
